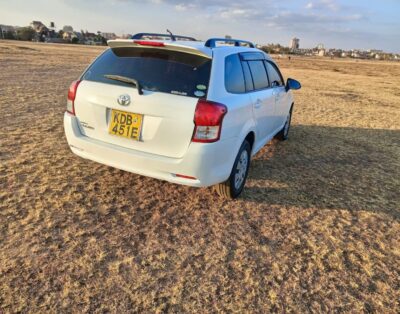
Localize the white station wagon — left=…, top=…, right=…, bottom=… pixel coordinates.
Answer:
left=64, top=33, right=301, bottom=199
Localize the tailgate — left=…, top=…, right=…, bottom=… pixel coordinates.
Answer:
left=73, top=46, right=212, bottom=159
left=75, top=81, right=199, bottom=159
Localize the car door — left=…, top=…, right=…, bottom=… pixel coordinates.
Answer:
left=265, top=61, right=289, bottom=130
left=241, top=57, right=275, bottom=142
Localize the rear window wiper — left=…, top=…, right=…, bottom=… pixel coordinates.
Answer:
left=103, top=74, right=143, bottom=95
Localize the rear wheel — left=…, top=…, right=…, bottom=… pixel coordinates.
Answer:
left=275, top=106, right=293, bottom=141
left=215, top=140, right=251, bottom=199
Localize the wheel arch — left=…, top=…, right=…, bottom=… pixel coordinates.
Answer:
left=245, top=131, right=255, bottom=151
left=234, top=120, right=257, bottom=159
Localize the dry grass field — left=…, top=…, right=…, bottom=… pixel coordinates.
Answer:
left=0, top=40, right=399, bottom=313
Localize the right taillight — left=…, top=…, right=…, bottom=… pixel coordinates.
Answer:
left=192, top=99, right=227, bottom=143
left=67, top=80, right=81, bottom=115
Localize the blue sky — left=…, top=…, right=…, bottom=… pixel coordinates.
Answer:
left=0, top=0, right=399, bottom=52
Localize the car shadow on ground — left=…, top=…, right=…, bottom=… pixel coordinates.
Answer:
left=56, top=123, right=399, bottom=221
left=241, top=125, right=399, bottom=218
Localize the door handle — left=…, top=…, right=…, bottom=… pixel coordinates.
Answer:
left=254, top=99, right=262, bottom=109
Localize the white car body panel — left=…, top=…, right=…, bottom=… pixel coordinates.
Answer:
left=64, top=113, right=237, bottom=187
left=74, top=81, right=198, bottom=159
left=64, top=39, right=296, bottom=187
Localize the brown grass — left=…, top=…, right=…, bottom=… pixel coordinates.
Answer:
left=0, top=40, right=399, bottom=313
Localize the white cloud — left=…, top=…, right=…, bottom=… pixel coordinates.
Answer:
left=219, top=8, right=261, bottom=20
left=306, top=0, right=340, bottom=12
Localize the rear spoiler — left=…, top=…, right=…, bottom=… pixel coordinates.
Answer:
left=107, top=39, right=212, bottom=59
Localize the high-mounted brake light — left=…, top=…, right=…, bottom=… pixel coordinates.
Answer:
left=192, top=99, right=227, bottom=143
left=133, top=40, right=165, bottom=47
left=67, top=80, right=81, bottom=115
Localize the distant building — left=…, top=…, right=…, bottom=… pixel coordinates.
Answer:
left=74, top=32, right=84, bottom=41
left=317, top=43, right=324, bottom=50
left=84, top=32, right=97, bottom=40
left=30, top=21, right=48, bottom=33
left=63, top=25, right=74, bottom=32
left=101, top=32, right=117, bottom=40
left=351, top=50, right=369, bottom=59
left=63, top=31, right=77, bottom=41
left=120, top=34, right=133, bottom=39
left=368, top=49, right=383, bottom=54
left=290, top=37, right=299, bottom=50
left=225, top=35, right=232, bottom=39
left=0, top=24, right=16, bottom=33
left=0, top=24, right=18, bottom=39
left=30, top=21, right=49, bottom=42
left=1, top=24, right=16, bottom=35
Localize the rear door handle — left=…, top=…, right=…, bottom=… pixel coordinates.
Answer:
left=254, top=99, right=262, bottom=109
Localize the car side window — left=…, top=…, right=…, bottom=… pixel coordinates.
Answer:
left=225, top=54, right=245, bottom=93
left=265, top=61, right=284, bottom=87
left=248, top=60, right=269, bottom=90
left=241, top=61, right=254, bottom=92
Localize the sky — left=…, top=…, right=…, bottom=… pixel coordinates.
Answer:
left=0, top=0, right=399, bottom=52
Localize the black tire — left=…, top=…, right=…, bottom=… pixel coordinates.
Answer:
left=215, top=140, right=251, bottom=199
left=275, top=105, right=293, bottom=141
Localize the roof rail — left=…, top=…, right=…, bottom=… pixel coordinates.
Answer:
left=205, top=38, right=255, bottom=48
left=131, top=33, right=197, bottom=42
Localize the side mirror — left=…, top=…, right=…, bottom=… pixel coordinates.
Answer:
left=286, top=78, right=301, bottom=91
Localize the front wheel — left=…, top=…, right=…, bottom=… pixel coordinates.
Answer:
left=215, top=140, right=251, bottom=199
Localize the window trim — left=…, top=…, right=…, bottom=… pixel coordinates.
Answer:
left=264, top=60, right=285, bottom=87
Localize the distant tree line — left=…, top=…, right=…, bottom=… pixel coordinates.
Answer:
left=2, top=27, right=36, bottom=41
left=1, top=25, right=108, bottom=45
left=260, top=44, right=291, bottom=54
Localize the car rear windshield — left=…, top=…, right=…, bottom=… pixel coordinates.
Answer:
left=82, top=47, right=211, bottom=98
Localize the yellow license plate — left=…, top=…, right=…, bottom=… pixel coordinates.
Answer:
left=109, top=109, right=143, bottom=141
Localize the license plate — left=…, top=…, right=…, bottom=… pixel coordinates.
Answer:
left=108, top=109, right=143, bottom=141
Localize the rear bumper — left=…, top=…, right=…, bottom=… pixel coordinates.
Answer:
left=64, top=113, right=236, bottom=187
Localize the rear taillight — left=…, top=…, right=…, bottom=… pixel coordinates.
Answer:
left=133, top=40, right=165, bottom=47
left=192, top=99, right=227, bottom=143
left=67, top=80, right=81, bottom=115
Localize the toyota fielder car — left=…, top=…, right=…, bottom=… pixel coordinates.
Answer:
left=64, top=33, right=301, bottom=199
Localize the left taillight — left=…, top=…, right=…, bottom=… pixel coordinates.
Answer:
left=67, top=80, right=81, bottom=115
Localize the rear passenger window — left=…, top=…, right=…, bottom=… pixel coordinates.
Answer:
left=248, top=60, right=269, bottom=90
left=225, top=54, right=245, bottom=93
left=265, top=61, right=284, bottom=87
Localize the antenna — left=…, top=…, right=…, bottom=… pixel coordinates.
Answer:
left=166, top=29, right=176, bottom=41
